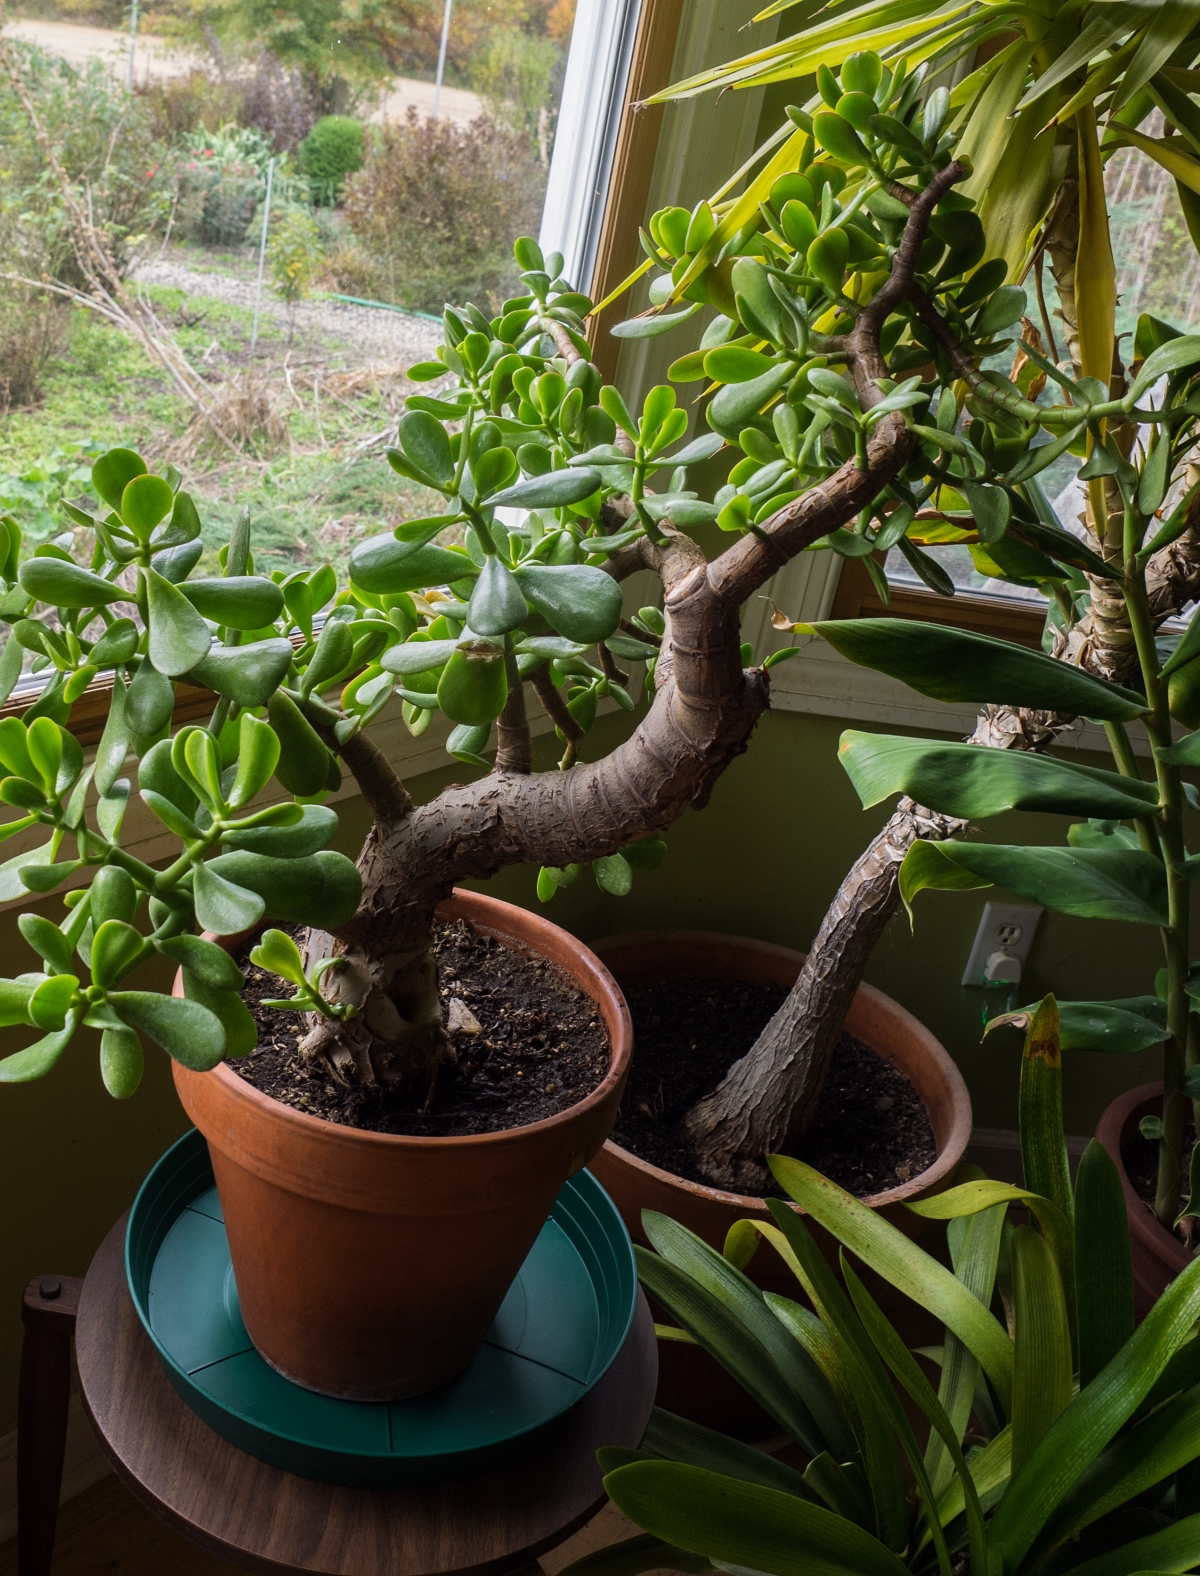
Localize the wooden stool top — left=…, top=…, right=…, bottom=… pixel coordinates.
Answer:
left=76, top=1216, right=657, bottom=1576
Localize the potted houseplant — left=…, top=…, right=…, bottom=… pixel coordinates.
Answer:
left=569, top=0, right=1200, bottom=1304
left=571, top=998, right=1200, bottom=1576
left=0, top=152, right=1004, bottom=1400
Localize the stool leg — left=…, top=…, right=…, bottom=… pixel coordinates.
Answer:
left=18, top=1276, right=82, bottom=1576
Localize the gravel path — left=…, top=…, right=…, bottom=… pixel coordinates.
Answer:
left=132, top=258, right=442, bottom=366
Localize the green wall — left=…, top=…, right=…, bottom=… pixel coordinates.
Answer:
left=0, top=705, right=1179, bottom=1433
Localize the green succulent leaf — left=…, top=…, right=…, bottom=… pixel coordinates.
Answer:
left=180, top=576, right=285, bottom=630
left=146, top=568, right=213, bottom=677
left=108, top=990, right=226, bottom=1070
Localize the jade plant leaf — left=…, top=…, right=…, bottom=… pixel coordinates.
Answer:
left=108, top=991, right=226, bottom=1070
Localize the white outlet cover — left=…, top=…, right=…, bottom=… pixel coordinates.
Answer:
left=961, top=901, right=1043, bottom=988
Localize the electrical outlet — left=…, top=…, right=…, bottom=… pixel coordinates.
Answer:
left=961, top=902, right=1043, bottom=988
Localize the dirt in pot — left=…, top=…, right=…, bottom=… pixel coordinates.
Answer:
left=611, top=977, right=936, bottom=1199
left=229, top=921, right=610, bottom=1135
left=1122, top=1121, right=1198, bottom=1232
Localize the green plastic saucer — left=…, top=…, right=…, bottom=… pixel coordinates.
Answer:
left=125, top=1129, right=636, bottom=1488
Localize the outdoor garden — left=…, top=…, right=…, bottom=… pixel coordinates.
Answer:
left=10, top=0, right=1200, bottom=1573
left=0, top=0, right=567, bottom=580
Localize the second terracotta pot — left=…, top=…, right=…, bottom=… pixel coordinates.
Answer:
left=1095, top=1082, right=1189, bottom=1318
left=172, top=890, right=632, bottom=1402
left=587, top=930, right=973, bottom=1430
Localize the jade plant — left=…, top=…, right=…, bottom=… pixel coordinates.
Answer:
left=0, top=52, right=1186, bottom=1130
left=614, top=20, right=1200, bottom=1211
left=571, top=999, right=1200, bottom=1576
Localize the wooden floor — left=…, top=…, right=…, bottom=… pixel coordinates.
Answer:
left=0, top=1473, right=646, bottom=1576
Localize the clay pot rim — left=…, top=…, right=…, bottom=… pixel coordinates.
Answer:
left=175, top=889, right=633, bottom=1155
left=1096, top=1080, right=1189, bottom=1272
left=590, top=927, right=972, bottom=1214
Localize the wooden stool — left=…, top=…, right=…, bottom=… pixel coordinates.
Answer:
left=18, top=1216, right=658, bottom=1576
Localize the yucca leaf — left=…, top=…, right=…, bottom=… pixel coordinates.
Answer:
left=1075, top=1140, right=1134, bottom=1389
left=1074, top=104, right=1117, bottom=386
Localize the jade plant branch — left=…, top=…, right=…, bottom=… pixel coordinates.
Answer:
left=295, top=163, right=970, bottom=1089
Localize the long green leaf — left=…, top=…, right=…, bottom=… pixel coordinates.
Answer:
left=642, top=1407, right=815, bottom=1499
left=1010, top=1225, right=1073, bottom=1476
left=1114, top=0, right=1200, bottom=112
left=1075, top=104, right=1117, bottom=386
left=838, top=733, right=1158, bottom=822
left=1038, top=1383, right=1200, bottom=1554
left=902, top=841, right=1170, bottom=926
left=1067, top=1511, right=1200, bottom=1576
left=1014, top=12, right=1134, bottom=113
left=642, top=1214, right=856, bottom=1460
left=929, top=1426, right=1012, bottom=1540
left=810, top=621, right=1146, bottom=720
left=841, top=1259, right=987, bottom=1576
left=1075, top=1140, right=1134, bottom=1389
left=603, top=1462, right=911, bottom=1576
left=925, top=1203, right=1005, bottom=1497
left=988, top=997, right=1167, bottom=1055
left=634, top=1248, right=830, bottom=1457
left=1019, top=996, right=1074, bottom=1224
left=768, top=1158, right=1014, bottom=1414
left=761, top=1204, right=918, bottom=1552
left=558, top=1534, right=714, bottom=1576
left=988, top=1255, right=1200, bottom=1570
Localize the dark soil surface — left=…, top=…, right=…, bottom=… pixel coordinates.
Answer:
left=1122, top=1119, right=1197, bottom=1219
left=610, top=977, right=937, bottom=1199
left=231, top=921, right=610, bottom=1136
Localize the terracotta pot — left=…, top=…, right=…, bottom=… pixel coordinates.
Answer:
left=1095, top=1082, right=1188, bottom=1318
left=587, top=930, right=973, bottom=1432
left=172, top=890, right=632, bottom=1402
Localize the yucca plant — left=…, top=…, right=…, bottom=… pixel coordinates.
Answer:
left=605, top=27, right=1200, bottom=1223
left=571, top=997, right=1200, bottom=1576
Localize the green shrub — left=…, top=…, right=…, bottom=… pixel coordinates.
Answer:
left=172, top=125, right=275, bottom=247
left=300, top=115, right=364, bottom=205
left=0, top=290, right=68, bottom=415
left=338, top=111, right=543, bottom=312
left=268, top=208, right=323, bottom=309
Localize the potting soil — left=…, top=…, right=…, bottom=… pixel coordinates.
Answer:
left=611, top=976, right=937, bottom=1198
left=232, top=921, right=611, bottom=1135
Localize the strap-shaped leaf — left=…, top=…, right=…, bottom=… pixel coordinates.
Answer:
left=762, top=1201, right=930, bottom=1554
left=557, top=1533, right=714, bottom=1576
left=929, top=1426, right=1011, bottom=1540
left=1037, top=1383, right=1200, bottom=1555
left=988, top=1254, right=1200, bottom=1569
left=769, top=1157, right=1014, bottom=1414
left=641, top=1213, right=856, bottom=1463
left=838, top=732, right=1159, bottom=821
left=603, top=1461, right=911, bottom=1576
left=1019, top=996, right=1075, bottom=1224
left=841, top=1258, right=987, bottom=1576
left=643, top=1407, right=814, bottom=1499
left=1075, top=1142, right=1135, bottom=1390
left=1067, top=1510, right=1200, bottom=1576
left=810, top=621, right=1146, bottom=719
left=988, top=997, right=1166, bottom=1055
left=1010, top=1225, right=1073, bottom=1476
left=634, top=1247, right=831, bottom=1459
left=925, top=1202, right=1005, bottom=1498
left=903, top=842, right=1169, bottom=927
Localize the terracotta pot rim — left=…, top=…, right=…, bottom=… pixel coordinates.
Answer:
left=179, top=889, right=633, bottom=1155
left=1096, top=1080, right=1189, bottom=1270
left=591, top=927, right=972, bottom=1213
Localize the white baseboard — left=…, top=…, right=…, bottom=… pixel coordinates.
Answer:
left=0, top=1393, right=112, bottom=1547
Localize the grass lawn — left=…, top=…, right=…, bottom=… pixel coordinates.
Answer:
left=0, top=283, right=441, bottom=574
